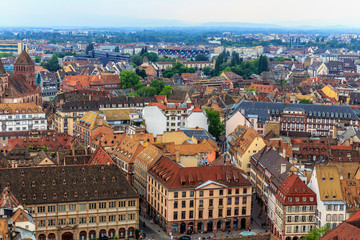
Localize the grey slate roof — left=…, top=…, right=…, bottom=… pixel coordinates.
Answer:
left=231, top=100, right=360, bottom=122
left=338, top=126, right=360, bottom=144
left=181, top=128, right=214, bottom=140
left=252, top=147, right=292, bottom=187
left=0, top=165, right=138, bottom=205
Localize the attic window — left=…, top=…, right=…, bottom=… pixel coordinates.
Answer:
left=325, top=196, right=328, bottom=199
left=33, top=194, right=36, bottom=200
left=43, top=194, right=47, bottom=199
left=53, top=193, right=57, bottom=198
left=73, top=179, right=76, bottom=184
left=21, top=171, right=24, bottom=176
left=333, top=195, right=336, bottom=199
left=41, top=170, right=44, bottom=175
left=61, top=168, right=65, bottom=174
left=85, top=191, right=88, bottom=196
left=74, top=192, right=78, bottom=197
left=93, top=178, right=96, bottom=183
left=101, top=166, right=104, bottom=172
left=52, top=180, right=56, bottom=185
left=63, top=179, right=66, bottom=185
left=82, top=168, right=85, bottom=173
left=330, top=178, right=333, bottom=181
left=22, top=195, right=26, bottom=200
left=32, top=181, right=35, bottom=187
left=94, top=190, right=98, bottom=196
left=42, top=181, right=45, bottom=186
left=322, top=178, right=325, bottom=181
left=112, top=176, right=115, bottom=182
left=102, top=177, right=106, bottom=182
left=64, top=192, right=68, bottom=198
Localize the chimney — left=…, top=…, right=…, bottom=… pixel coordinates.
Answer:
left=281, top=163, right=287, bottom=174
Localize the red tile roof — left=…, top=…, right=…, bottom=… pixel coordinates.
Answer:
left=276, top=172, right=316, bottom=206
left=148, top=156, right=251, bottom=190
left=89, top=146, right=115, bottom=165
left=3, top=133, right=73, bottom=151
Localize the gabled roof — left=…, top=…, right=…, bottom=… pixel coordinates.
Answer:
left=0, top=187, right=20, bottom=207
left=277, top=172, right=316, bottom=205
left=252, top=147, right=292, bottom=187
left=15, top=50, right=34, bottom=66
left=89, top=146, right=115, bottom=165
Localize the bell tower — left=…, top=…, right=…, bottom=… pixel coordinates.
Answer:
left=0, top=59, right=8, bottom=95
left=13, top=50, right=35, bottom=86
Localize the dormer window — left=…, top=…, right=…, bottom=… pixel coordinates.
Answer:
left=85, top=191, right=88, bottom=196
left=83, top=178, right=86, bottom=183
left=33, top=194, right=36, bottom=200
left=73, top=179, right=76, bottom=184
left=93, top=178, right=96, bottom=183
left=53, top=193, right=57, bottom=198
left=102, top=177, right=106, bottom=182
left=112, top=176, right=116, bottom=182
left=74, top=192, right=78, bottom=197
left=22, top=181, right=25, bottom=187
left=94, top=190, right=98, bottom=196
left=42, top=181, right=45, bottom=186
left=63, top=179, right=66, bottom=185
left=32, top=181, right=35, bottom=187
left=52, top=180, right=56, bottom=185
left=43, top=194, right=47, bottom=199
left=64, top=192, right=68, bottom=198
left=21, top=171, right=24, bottom=176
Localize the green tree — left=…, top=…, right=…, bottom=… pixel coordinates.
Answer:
left=257, top=55, right=269, bottom=74
left=150, top=80, right=165, bottom=94
left=231, top=51, right=242, bottom=66
left=205, top=109, right=225, bottom=138
left=136, top=87, right=157, bottom=97
left=120, top=71, right=142, bottom=90
left=41, top=55, right=61, bottom=72
left=279, top=79, right=288, bottom=86
left=195, top=54, right=209, bottom=61
left=140, top=47, right=148, bottom=56
left=159, top=85, right=173, bottom=97
left=142, top=52, right=158, bottom=62
left=300, top=225, right=331, bottom=240
left=299, top=99, right=313, bottom=104
left=131, top=55, right=143, bottom=66
left=136, top=69, right=147, bottom=79
left=85, top=43, right=94, bottom=54
left=0, top=53, right=14, bottom=58
left=275, top=57, right=285, bottom=62
left=203, top=66, right=212, bottom=76
left=35, top=56, right=41, bottom=63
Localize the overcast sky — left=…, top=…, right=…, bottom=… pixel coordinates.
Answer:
left=1, top=0, right=360, bottom=27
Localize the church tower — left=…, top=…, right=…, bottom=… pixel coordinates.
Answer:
left=0, top=59, right=8, bottom=95
left=13, top=50, right=35, bottom=86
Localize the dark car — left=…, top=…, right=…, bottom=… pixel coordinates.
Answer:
left=178, top=236, right=191, bottom=240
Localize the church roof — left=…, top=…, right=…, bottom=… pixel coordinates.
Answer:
left=15, top=50, right=34, bottom=66
left=0, top=59, right=6, bottom=75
